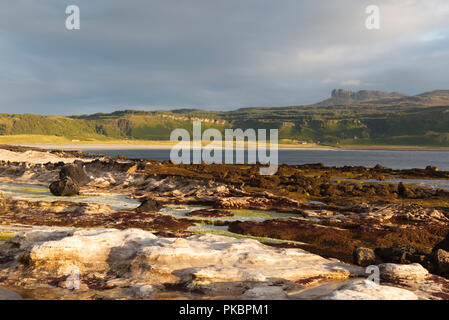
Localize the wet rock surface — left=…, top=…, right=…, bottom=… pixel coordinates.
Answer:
left=0, top=228, right=357, bottom=299
left=2, top=227, right=449, bottom=300
left=1, top=146, right=449, bottom=299
left=0, top=197, right=193, bottom=233
left=0, top=287, right=22, bottom=300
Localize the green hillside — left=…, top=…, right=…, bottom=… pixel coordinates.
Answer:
left=2, top=89, right=449, bottom=147
left=0, top=111, right=231, bottom=141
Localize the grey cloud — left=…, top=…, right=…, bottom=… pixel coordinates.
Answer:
left=0, top=0, right=448, bottom=115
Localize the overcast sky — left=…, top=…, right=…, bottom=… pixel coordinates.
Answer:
left=1, top=0, right=449, bottom=115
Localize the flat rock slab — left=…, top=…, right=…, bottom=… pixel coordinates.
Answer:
left=325, top=280, right=418, bottom=300
left=0, top=287, right=22, bottom=300
left=0, top=227, right=447, bottom=300
left=20, top=228, right=363, bottom=282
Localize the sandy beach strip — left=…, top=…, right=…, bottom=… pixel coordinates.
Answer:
left=11, top=141, right=449, bottom=152
left=12, top=142, right=336, bottom=151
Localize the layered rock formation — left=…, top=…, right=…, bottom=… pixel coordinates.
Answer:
left=331, top=89, right=407, bottom=101
left=1, top=228, right=448, bottom=300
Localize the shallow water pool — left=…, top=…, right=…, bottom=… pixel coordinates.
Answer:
left=0, top=182, right=140, bottom=210
left=159, top=204, right=300, bottom=222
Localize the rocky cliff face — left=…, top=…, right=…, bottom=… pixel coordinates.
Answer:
left=317, top=88, right=449, bottom=108
left=330, top=89, right=407, bottom=101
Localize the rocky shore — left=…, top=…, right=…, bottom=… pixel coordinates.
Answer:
left=1, top=145, right=449, bottom=299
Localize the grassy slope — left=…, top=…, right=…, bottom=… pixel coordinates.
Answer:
left=1, top=105, right=449, bottom=147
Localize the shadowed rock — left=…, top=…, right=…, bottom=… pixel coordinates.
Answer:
left=353, top=248, right=377, bottom=267
left=430, top=249, right=449, bottom=277
left=59, top=161, right=89, bottom=186
left=136, top=199, right=163, bottom=213
left=430, top=232, right=449, bottom=277
left=398, top=182, right=412, bottom=198
left=49, top=177, right=80, bottom=196
left=375, top=246, right=429, bottom=265
left=433, top=231, right=449, bottom=252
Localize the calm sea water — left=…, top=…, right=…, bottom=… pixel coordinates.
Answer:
left=84, top=149, right=449, bottom=170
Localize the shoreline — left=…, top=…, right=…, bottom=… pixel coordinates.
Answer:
left=339, top=145, right=449, bottom=152
left=10, top=142, right=449, bottom=152
left=12, top=142, right=337, bottom=151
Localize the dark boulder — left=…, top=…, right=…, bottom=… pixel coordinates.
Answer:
left=353, top=247, right=377, bottom=267
left=59, top=162, right=89, bottom=186
left=430, top=249, right=449, bottom=277
left=136, top=199, right=163, bottom=213
left=433, top=232, right=449, bottom=252
left=374, top=164, right=385, bottom=170
left=425, top=165, right=439, bottom=172
left=374, top=245, right=428, bottom=264
left=397, top=182, right=412, bottom=198
left=49, top=177, right=80, bottom=196
left=428, top=232, right=449, bottom=277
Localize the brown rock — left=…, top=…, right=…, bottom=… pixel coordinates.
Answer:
left=59, top=162, right=89, bottom=186
left=353, top=248, right=377, bottom=267
left=398, top=182, right=411, bottom=198
left=431, top=249, right=449, bottom=277
left=136, top=199, right=163, bottom=213
left=49, top=177, right=80, bottom=196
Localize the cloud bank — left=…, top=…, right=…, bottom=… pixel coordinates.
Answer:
left=1, top=0, right=449, bottom=114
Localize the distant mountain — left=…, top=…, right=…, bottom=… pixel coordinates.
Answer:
left=316, top=89, right=449, bottom=108
left=417, top=90, right=449, bottom=98
left=331, top=89, right=407, bottom=100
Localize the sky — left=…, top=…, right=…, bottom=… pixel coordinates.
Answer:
left=1, top=0, right=449, bottom=115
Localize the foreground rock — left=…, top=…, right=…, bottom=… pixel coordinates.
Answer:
left=1, top=228, right=448, bottom=300
left=324, top=280, right=418, bottom=300
left=430, top=250, right=449, bottom=277
left=0, top=287, right=22, bottom=300
left=353, top=248, right=378, bottom=267
left=352, top=231, right=449, bottom=279
left=49, top=162, right=89, bottom=196
left=49, top=177, right=80, bottom=196
left=228, top=203, right=449, bottom=264
left=59, top=161, right=89, bottom=186
left=429, top=231, right=449, bottom=278
left=434, top=231, right=449, bottom=252
left=135, top=198, right=163, bottom=213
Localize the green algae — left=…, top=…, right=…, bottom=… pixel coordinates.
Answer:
left=187, top=223, right=306, bottom=245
